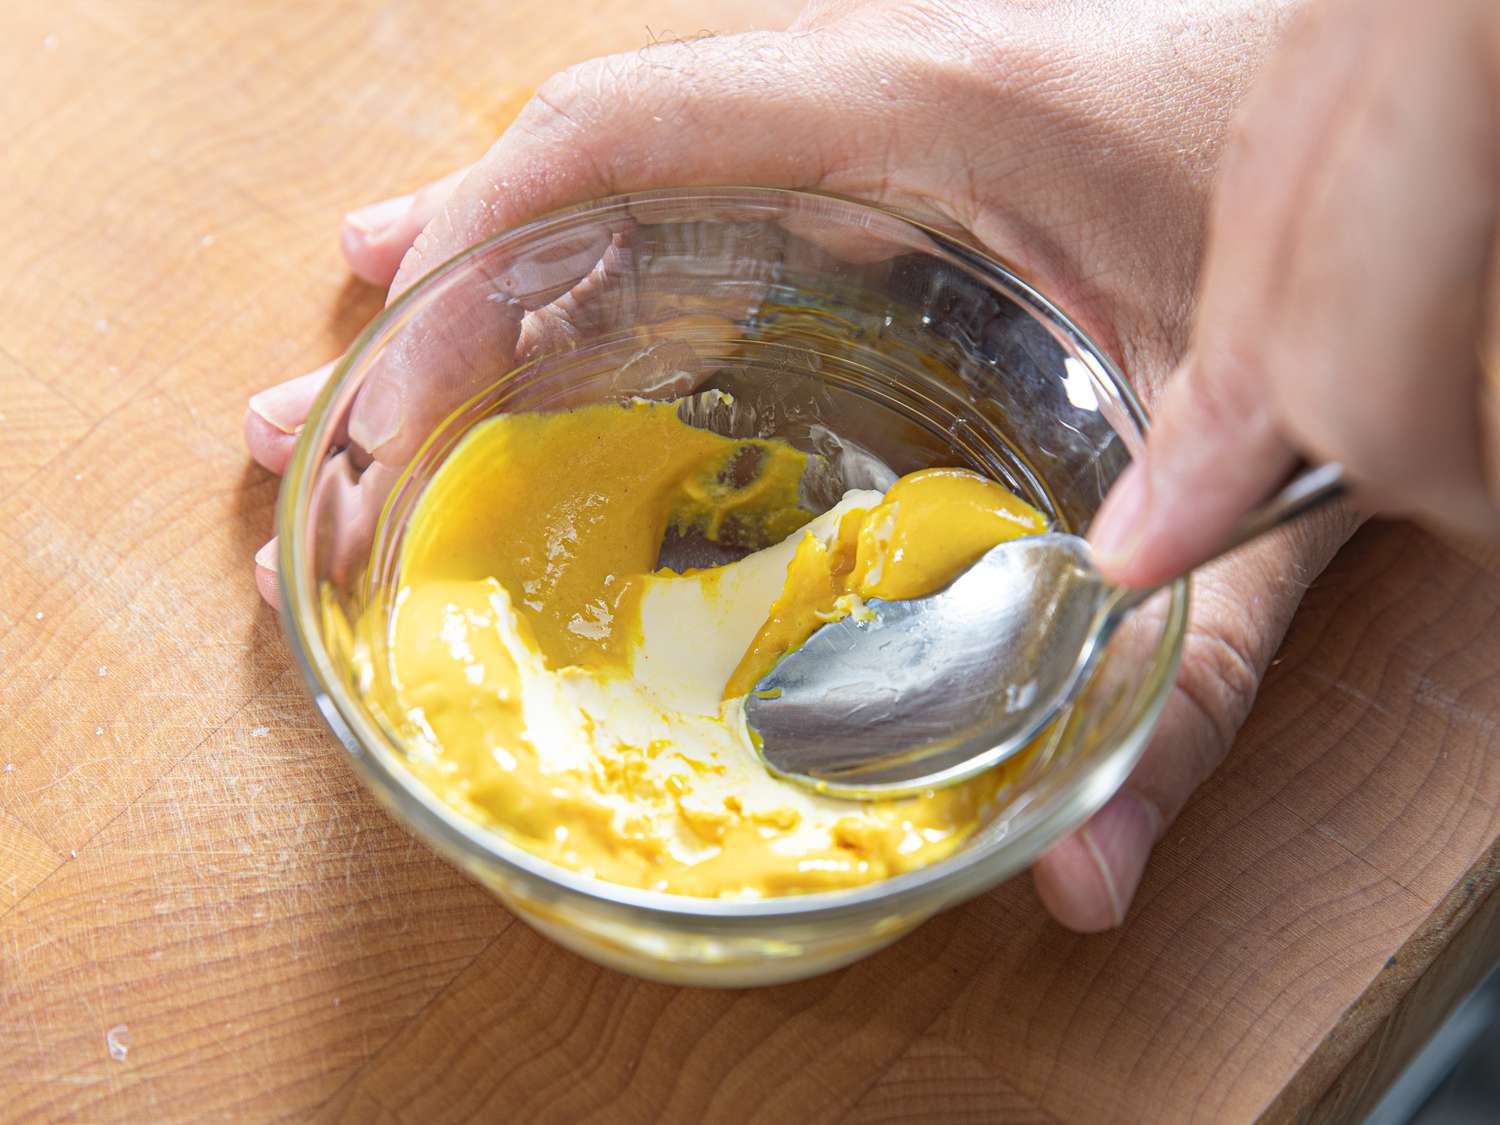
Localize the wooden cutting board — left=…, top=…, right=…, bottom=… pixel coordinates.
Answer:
left=3, top=2, right=1498, bottom=1121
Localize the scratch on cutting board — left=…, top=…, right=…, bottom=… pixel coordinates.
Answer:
left=27, top=761, right=89, bottom=796
left=1302, top=669, right=1397, bottom=720
left=341, top=823, right=362, bottom=919
left=1413, top=674, right=1500, bottom=735
left=172, top=792, right=194, bottom=855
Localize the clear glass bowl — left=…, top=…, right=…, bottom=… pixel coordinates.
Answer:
left=278, top=188, right=1186, bottom=986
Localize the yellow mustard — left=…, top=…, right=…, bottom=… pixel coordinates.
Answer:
left=355, top=400, right=1049, bottom=898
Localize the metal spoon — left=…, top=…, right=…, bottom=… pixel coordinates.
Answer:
left=744, top=462, right=1346, bottom=798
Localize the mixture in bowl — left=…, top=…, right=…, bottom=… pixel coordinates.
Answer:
left=351, top=398, right=1048, bottom=898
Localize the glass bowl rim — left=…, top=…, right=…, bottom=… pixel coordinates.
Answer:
left=277, top=185, right=1187, bottom=927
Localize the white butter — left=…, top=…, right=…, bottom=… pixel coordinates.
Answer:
left=476, top=490, right=885, bottom=863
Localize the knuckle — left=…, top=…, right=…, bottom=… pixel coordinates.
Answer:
left=522, top=63, right=602, bottom=139
left=520, top=52, right=657, bottom=142
left=1173, top=610, right=1265, bottom=755
left=511, top=56, right=642, bottom=192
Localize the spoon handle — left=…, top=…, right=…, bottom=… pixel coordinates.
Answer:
left=1104, top=461, right=1347, bottom=619
left=1217, top=461, right=1347, bottom=557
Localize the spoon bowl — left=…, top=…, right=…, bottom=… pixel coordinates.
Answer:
left=744, top=534, right=1122, bottom=796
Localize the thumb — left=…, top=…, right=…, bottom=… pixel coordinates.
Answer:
left=1087, top=352, right=1298, bottom=588
left=1033, top=788, right=1162, bottom=931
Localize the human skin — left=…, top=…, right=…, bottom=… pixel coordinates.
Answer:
left=244, top=0, right=1368, bottom=931
left=1089, top=0, right=1500, bottom=583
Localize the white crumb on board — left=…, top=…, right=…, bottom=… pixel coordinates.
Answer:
left=250, top=727, right=269, bottom=738
left=95, top=727, right=104, bottom=737
left=3, top=764, right=14, bottom=773
left=106, top=1025, right=129, bottom=1062
left=34, top=612, right=43, bottom=621
left=97, top=666, right=107, bottom=677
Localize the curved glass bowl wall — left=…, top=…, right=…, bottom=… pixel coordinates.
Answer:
left=279, top=188, right=1186, bottom=986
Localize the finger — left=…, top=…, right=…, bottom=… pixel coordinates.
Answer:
left=244, top=361, right=338, bottom=475
left=513, top=224, right=752, bottom=409
left=253, top=538, right=279, bottom=607
left=1093, top=0, right=1500, bottom=587
left=1259, top=2, right=1498, bottom=536
left=1086, top=351, right=1299, bottom=588
left=315, top=216, right=716, bottom=599
left=1086, top=0, right=1372, bottom=586
left=256, top=451, right=402, bottom=606
left=1032, top=788, right=1161, bottom=931
left=1035, top=509, right=1355, bottom=930
left=513, top=229, right=642, bottom=361
left=312, top=452, right=402, bottom=586
left=342, top=228, right=567, bottom=465
left=1033, top=674, right=1235, bottom=932
left=340, top=167, right=471, bottom=287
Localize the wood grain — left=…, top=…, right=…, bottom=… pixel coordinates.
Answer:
left=2, top=2, right=1499, bottom=1121
left=1277, top=874, right=1500, bottom=1123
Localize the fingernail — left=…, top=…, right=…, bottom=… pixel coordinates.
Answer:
left=344, top=193, right=413, bottom=238
left=247, top=385, right=305, bottom=436
left=347, top=379, right=403, bottom=455
left=1089, top=459, right=1151, bottom=566
left=1078, top=790, right=1161, bottom=927
left=254, top=539, right=278, bottom=571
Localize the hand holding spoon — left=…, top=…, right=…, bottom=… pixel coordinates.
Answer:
left=744, top=463, right=1345, bottom=798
